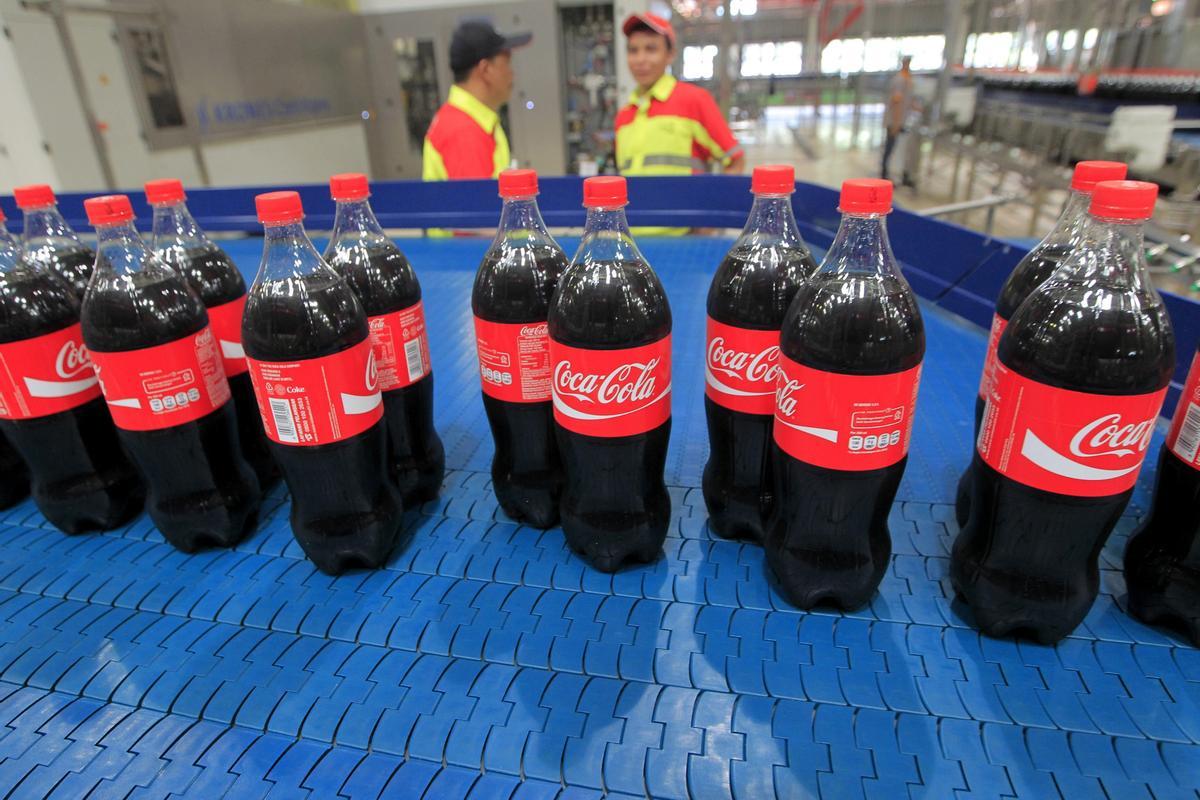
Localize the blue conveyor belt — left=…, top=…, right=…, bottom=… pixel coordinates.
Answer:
left=0, top=235, right=1195, bottom=799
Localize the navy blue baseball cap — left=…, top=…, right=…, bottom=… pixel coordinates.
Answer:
left=449, top=19, right=532, bottom=72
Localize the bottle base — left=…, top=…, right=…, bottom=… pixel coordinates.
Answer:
left=293, top=501, right=406, bottom=576
left=565, top=532, right=663, bottom=573
left=765, top=549, right=888, bottom=612
left=1126, top=590, right=1200, bottom=647
left=37, top=475, right=145, bottom=536
left=949, top=560, right=1082, bottom=645
left=496, top=493, right=560, bottom=529
left=394, top=446, right=445, bottom=508
left=150, top=495, right=261, bottom=554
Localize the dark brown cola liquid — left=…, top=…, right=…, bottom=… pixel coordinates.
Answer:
left=704, top=245, right=816, bottom=543
left=0, top=260, right=142, bottom=532
left=324, top=238, right=444, bottom=507
left=549, top=257, right=672, bottom=573
left=473, top=244, right=568, bottom=528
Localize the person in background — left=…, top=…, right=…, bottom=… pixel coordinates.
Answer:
left=882, top=55, right=916, bottom=186
left=423, top=20, right=530, bottom=181
left=616, top=13, right=744, bottom=179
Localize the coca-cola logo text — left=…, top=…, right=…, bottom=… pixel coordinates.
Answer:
left=366, top=350, right=379, bottom=392
left=1069, top=413, right=1155, bottom=459
left=707, top=337, right=779, bottom=384
left=554, top=358, right=660, bottom=405
left=56, top=340, right=92, bottom=378
left=521, top=323, right=548, bottom=338
left=776, top=378, right=804, bottom=417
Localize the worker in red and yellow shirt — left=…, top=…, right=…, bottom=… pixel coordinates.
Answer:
left=423, top=20, right=531, bottom=181
left=616, top=13, right=744, bottom=180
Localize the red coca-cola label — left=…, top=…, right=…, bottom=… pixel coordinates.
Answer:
left=773, top=355, right=921, bottom=470
left=474, top=317, right=551, bottom=402
left=550, top=335, right=672, bottom=437
left=368, top=301, right=431, bottom=392
left=705, top=317, right=780, bottom=415
left=206, top=296, right=248, bottom=378
left=90, top=327, right=230, bottom=431
left=976, top=313, right=1007, bottom=400
left=978, top=362, right=1166, bottom=496
left=0, top=323, right=101, bottom=420
left=1166, top=351, right=1200, bottom=469
left=246, top=338, right=382, bottom=446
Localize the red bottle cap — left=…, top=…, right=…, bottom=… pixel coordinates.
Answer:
left=84, top=195, right=135, bottom=226
left=751, top=165, right=795, bottom=195
left=0, top=206, right=5, bottom=223
left=329, top=173, right=369, bottom=202
left=144, top=178, right=186, bottom=205
left=13, top=184, right=56, bottom=209
left=499, top=169, right=538, bottom=198
left=839, top=178, right=892, bottom=214
left=583, top=176, right=627, bottom=208
left=256, top=191, right=304, bottom=225
left=1071, top=161, right=1127, bottom=192
left=1089, top=180, right=1158, bottom=221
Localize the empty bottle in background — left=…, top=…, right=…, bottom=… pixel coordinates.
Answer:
left=768, top=179, right=925, bottom=611
left=146, top=178, right=277, bottom=490
left=549, top=176, right=672, bottom=572
left=81, top=194, right=260, bottom=552
left=953, top=180, right=1174, bottom=643
left=472, top=169, right=569, bottom=527
left=1124, top=345, right=1200, bottom=645
left=244, top=191, right=404, bottom=574
left=14, top=184, right=96, bottom=297
left=704, top=164, right=817, bottom=544
left=0, top=242, right=143, bottom=532
left=955, top=160, right=1127, bottom=528
left=323, top=173, right=445, bottom=507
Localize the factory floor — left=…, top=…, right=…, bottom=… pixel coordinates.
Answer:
left=739, top=104, right=1195, bottom=298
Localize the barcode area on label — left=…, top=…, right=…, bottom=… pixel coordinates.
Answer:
left=404, top=338, right=425, bottom=382
left=269, top=397, right=299, bottom=444
left=1173, top=401, right=1200, bottom=463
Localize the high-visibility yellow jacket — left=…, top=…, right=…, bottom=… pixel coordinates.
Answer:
left=423, top=85, right=510, bottom=181
left=614, top=75, right=742, bottom=234
left=615, top=74, right=741, bottom=175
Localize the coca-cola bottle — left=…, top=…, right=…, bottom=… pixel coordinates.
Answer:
left=81, top=194, right=261, bottom=552
left=549, top=176, right=672, bottom=571
left=956, top=160, right=1127, bottom=527
left=0, top=228, right=30, bottom=510
left=322, top=174, right=445, bottom=507
left=244, top=191, right=404, bottom=574
left=953, top=180, right=1174, bottom=643
left=1123, top=346, right=1200, bottom=645
left=146, top=178, right=277, bottom=489
left=472, top=169, right=569, bottom=527
left=14, top=184, right=96, bottom=297
left=0, top=240, right=143, bottom=531
left=704, top=165, right=817, bottom=543
left=768, top=179, right=924, bottom=610
left=0, top=434, right=27, bottom=509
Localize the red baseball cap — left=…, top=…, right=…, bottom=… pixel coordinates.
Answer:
left=622, top=13, right=676, bottom=49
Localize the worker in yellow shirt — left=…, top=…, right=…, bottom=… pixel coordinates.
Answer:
left=423, top=20, right=530, bottom=181
left=616, top=13, right=744, bottom=233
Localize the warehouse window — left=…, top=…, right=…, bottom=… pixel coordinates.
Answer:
left=821, top=36, right=944, bottom=74
left=741, top=41, right=803, bottom=77
left=964, top=32, right=1016, bottom=68
left=682, top=44, right=719, bottom=81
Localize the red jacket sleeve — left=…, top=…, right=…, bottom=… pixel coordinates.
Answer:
left=694, top=89, right=741, bottom=163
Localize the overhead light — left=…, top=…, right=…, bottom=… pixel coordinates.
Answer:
left=1151, top=0, right=1173, bottom=15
